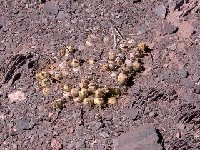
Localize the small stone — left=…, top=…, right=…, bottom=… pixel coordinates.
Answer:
left=44, top=1, right=59, bottom=15
left=99, top=132, right=109, bottom=138
left=8, top=91, right=26, bottom=103
left=12, top=144, right=18, bottom=150
left=167, top=43, right=176, bottom=50
left=154, top=4, right=167, bottom=19
left=125, top=59, right=132, bottom=67
left=113, top=124, right=163, bottom=150
left=12, top=9, right=19, bottom=14
left=56, top=11, right=65, bottom=19
left=125, top=108, right=139, bottom=120
left=42, top=18, right=48, bottom=24
left=51, top=138, right=62, bottom=150
left=75, top=141, right=86, bottom=149
left=170, top=0, right=184, bottom=11
left=67, top=143, right=74, bottom=149
left=162, top=23, right=178, bottom=35
left=180, top=78, right=194, bottom=88
left=175, top=132, right=181, bottom=138
left=86, top=40, right=93, bottom=47
left=9, top=130, right=18, bottom=136
left=95, top=121, right=104, bottom=130
left=0, top=90, right=3, bottom=97
left=149, top=111, right=155, bottom=117
left=178, top=69, right=188, bottom=78
left=176, top=123, right=185, bottom=130
left=178, top=21, right=194, bottom=39
left=194, top=86, right=200, bottom=94
left=15, top=118, right=35, bottom=130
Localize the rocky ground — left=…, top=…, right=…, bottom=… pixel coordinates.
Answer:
left=0, top=0, right=200, bottom=150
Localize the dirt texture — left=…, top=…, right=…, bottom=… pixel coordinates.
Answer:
left=0, top=0, right=200, bottom=150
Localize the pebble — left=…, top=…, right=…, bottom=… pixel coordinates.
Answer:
left=15, top=118, right=35, bottom=130
left=12, top=144, right=18, bottom=150
left=180, top=78, right=194, bottom=88
left=9, top=130, right=18, bottom=136
left=194, top=86, right=200, bottom=94
left=56, top=11, right=65, bottom=19
left=67, top=143, right=74, bottom=149
left=176, top=123, right=185, bottom=130
left=0, top=89, right=3, bottom=97
left=149, top=111, right=156, bottom=117
left=153, top=4, right=167, bottom=19
left=125, top=108, right=139, bottom=120
left=178, top=69, right=188, bottom=78
left=167, top=43, right=176, bottom=50
left=44, top=1, right=59, bottom=15
left=99, top=132, right=109, bottom=138
left=51, top=138, right=62, bottom=150
left=0, top=133, right=8, bottom=143
left=75, top=140, right=86, bottom=149
left=175, top=131, right=181, bottom=138
left=170, top=0, right=184, bottom=11
left=42, top=18, right=48, bottom=25
left=8, top=91, right=26, bottom=103
left=113, top=124, right=163, bottom=150
left=162, top=23, right=178, bottom=35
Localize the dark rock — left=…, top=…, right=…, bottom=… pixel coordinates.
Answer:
left=178, top=69, right=188, bottom=78
left=154, top=4, right=167, bottom=19
left=162, top=23, right=178, bottom=35
left=44, top=1, right=59, bottom=15
left=75, top=140, right=86, bottom=149
left=180, top=78, right=195, bottom=88
left=56, top=11, right=65, bottom=19
left=15, top=118, right=35, bottom=130
left=125, top=108, right=139, bottom=120
left=113, top=124, right=163, bottom=150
